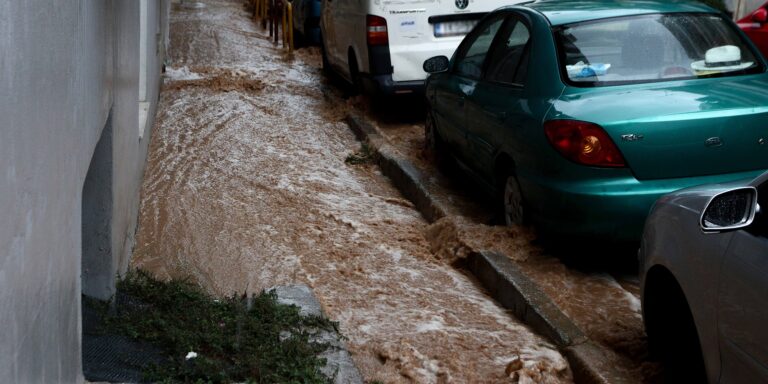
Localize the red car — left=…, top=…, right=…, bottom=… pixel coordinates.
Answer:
left=736, top=0, right=768, bottom=57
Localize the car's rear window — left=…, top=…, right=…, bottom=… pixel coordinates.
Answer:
left=555, top=13, right=764, bottom=87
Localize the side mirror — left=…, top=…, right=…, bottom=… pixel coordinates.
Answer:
left=700, top=187, right=758, bottom=232
left=753, top=8, right=768, bottom=23
left=423, top=56, right=449, bottom=74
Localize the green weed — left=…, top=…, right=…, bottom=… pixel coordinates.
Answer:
left=345, top=142, right=375, bottom=165
left=104, top=269, right=337, bottom=384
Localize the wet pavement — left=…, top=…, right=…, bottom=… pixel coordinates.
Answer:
left=132, top=0, right=571, bottom=382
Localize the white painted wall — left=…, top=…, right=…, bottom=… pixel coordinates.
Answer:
left=139, top=0, right=169, bottom=139
left=0, top=0, right=168, bottom=382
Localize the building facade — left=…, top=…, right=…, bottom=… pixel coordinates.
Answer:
left=0, top=0, right=170, bottom=382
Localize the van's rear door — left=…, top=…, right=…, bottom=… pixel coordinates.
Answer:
left=376, top=0, right=521, bottom=83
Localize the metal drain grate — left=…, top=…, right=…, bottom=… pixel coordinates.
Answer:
left=82, top=297, right=167, bottom=383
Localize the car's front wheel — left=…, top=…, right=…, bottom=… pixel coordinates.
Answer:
left=504, top=175, right=526, bottom=227
left=644, top=270, right=707, bottom=382
left=425, top=111, right=450, bottom=170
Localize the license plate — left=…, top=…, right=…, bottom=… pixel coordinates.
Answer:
left=433, top=20, right=478, bottom=38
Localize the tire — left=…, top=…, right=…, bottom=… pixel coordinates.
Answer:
left=425, top=111, right=451, bottom=170
left=348, top=55, right=363, bottom=95
left=503, top=175, right=527, bottom=227
left=321, top=39, right=331, bottom=75
left=645, top=275, right=707, bottom=383
left=292, top=27, right=303, bottom=48
left=304, top=21, right=313, bottom=45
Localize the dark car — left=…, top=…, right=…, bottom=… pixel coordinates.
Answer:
left=640, top=170, right=768, bottom=382
left=424, top=0, right=768, bottom=240
left=292, top=0, right=321, bottom=46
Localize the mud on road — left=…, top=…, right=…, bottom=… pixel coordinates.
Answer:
left=133, top=1, right=571, bottom=382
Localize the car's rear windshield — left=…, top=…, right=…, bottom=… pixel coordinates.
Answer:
left=555, top=13, right=764, bottom=87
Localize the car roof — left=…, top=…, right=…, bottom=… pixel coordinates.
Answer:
left=513, top=0, right=718, bottom=26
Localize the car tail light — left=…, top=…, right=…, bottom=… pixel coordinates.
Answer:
left=367, top=15, right=388, bottom=46
left=544, top=120, right=626, bottom=167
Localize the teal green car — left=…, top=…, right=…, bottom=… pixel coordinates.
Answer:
left=423, top=0, right=768, bottom=240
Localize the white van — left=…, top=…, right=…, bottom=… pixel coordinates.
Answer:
left=320, top=0, right=521, bottom=95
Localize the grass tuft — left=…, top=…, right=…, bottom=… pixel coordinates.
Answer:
left=104, top=269, right=338, bottom=384
left=345, top=142, right=375, bottom=165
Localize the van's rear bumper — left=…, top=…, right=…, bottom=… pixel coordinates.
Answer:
left=362, top=73, right=424, bottom=96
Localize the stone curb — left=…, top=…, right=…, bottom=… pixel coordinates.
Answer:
left=344, top=115, right=448, bottom=223
left=466, top=251, right=632, bottom=384
left=466, top=251, right=587, bottom=348
left=344, top=112, right=634, bottom=384
left=274, top=284, right=364, bottom=384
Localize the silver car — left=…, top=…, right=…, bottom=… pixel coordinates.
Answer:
left=640, top=170, right=767, bottom=383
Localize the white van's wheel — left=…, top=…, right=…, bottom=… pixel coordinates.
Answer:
left=348, top=54, right=363, bottom=94
left=321, top=39, right=330, bottom=74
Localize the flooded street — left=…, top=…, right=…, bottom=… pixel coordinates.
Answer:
left=355, top=78, right=660, bottom=381
left=132, top=0, right=571, bottom=382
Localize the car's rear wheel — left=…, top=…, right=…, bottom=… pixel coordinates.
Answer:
left=320, top=38, right=331, bottom=75
left=348, top=53, right=363, bottom=95
left=504, top=175, right=526, bottom=226
left=304, top=20, right=313, bottom=44
left=293, top=27, right=303, bottom=48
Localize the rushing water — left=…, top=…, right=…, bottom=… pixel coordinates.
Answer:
left=132, top=1, right=571, bottom=382
left=360, top=63, right=662, bottom=383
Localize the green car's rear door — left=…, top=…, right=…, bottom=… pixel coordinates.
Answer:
left=436, top=14, right=506, bottom=161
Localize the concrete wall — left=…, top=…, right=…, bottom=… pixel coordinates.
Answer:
left=107, top=0, right=142, bottom=299
left=0, top=0, right=168, bottom=382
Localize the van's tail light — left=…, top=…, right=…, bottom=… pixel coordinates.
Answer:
left=544, top=120, right=626, bottom=167
left=367, top=15, right=388, bottom=46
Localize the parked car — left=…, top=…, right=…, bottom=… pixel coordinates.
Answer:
left=734, top=0, right=768, bottom=57
left=423, top=0, right=768, bottom=240
left=291, top=0, right=322, bottom=46
left=640, top=170, right=768, bottom=382
left=319, top=0, right=525, bottom=95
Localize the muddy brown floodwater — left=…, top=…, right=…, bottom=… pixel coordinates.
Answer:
left=347, top=65, right=662, bottom=383
left=132, top=0, right=572, bottom=382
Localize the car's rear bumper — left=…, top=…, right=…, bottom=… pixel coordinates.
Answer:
left=520, top=168, right=764, bottom=241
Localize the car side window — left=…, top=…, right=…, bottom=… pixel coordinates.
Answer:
left=453, top=16, right=505, bottom=79
left=485, top=18, right=531, bottom=85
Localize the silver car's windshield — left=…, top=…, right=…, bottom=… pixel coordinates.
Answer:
left=555, top=13, right=763, bottom=87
